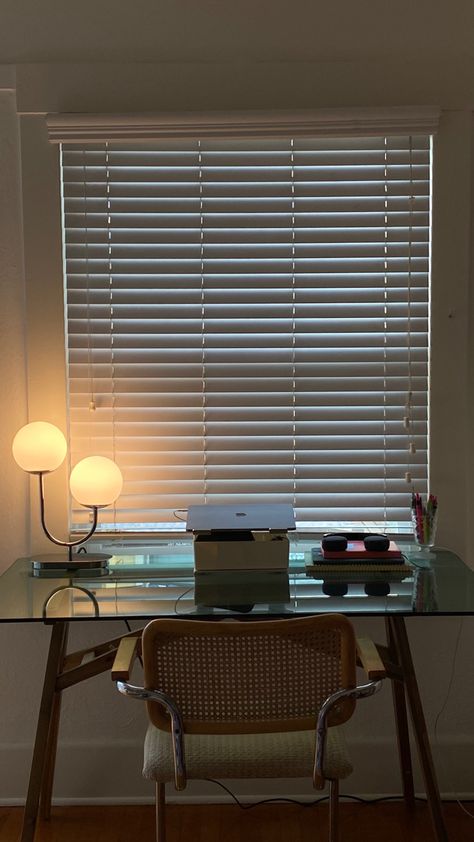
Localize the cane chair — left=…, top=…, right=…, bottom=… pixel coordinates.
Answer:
left=112, top=614, right=385, bottom=842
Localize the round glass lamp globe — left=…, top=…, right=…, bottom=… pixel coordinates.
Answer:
left=12, top=421, right=67, bottom=473
left=69, top=456, right=123, bottom=508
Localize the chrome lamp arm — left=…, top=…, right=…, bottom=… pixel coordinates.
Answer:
left=116, top=681, right=186, bottom=790
left=38, top=473, right=98, bottom=560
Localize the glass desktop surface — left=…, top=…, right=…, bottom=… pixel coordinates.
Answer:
left=0, top=539, right=473, bottom=622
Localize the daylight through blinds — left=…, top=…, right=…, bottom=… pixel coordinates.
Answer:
left=61, top=134, right=431, bottom=530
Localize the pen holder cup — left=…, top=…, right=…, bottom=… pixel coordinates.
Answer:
left=411, top=508, right=438, bottom=550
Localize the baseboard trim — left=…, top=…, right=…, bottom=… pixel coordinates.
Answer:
left=2, top=792, right=474, bottom=807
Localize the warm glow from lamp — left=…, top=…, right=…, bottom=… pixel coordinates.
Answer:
left=69, top=456, right=123, bottom=508
left=12, top=422, right=67, bottom=474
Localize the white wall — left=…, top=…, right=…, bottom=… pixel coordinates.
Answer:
left=2, top=1, right=473, bottom=66
left=0, top=83, right=29, bottom=562
left=0, top=39, right=474, bottom=805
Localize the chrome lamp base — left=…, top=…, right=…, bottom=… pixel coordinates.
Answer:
left=30, top=552, right=111, bottom=572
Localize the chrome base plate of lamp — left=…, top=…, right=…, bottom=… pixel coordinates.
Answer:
left=12, top=421, right=123, bottom=572
left=30, top=554, right=111, bottom=572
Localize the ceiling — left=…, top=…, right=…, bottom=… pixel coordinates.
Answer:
left=1, top=0, right=473, bottom=65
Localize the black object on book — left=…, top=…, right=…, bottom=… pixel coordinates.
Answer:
left=311, top=548, right=404, bottom=565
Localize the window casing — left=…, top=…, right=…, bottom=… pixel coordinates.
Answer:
left=60, top=129, right=431, bottom=533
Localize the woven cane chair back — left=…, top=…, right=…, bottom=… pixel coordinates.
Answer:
left=142, top=614, right=356, bottom=735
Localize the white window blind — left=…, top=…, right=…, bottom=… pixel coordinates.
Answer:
left=61, top=132, right=431, bottom=532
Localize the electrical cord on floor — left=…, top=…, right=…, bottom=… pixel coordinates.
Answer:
left=455, top=802, right=474, bottom=820
left=203, top=779, right=456, bottom=810
left=204, top=778, right=328, bottom=809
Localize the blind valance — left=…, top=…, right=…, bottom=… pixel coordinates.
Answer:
left=49, top=107, right=439, bottom=143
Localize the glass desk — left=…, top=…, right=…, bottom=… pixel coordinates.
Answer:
left=2, top=540, right=473, bottom=842
left=1, top=540, right=473, bottom=621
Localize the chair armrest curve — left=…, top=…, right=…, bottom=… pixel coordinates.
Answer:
left=116, top=681, right=186, bottom=790
left=313, top=679, right=382, bottom=788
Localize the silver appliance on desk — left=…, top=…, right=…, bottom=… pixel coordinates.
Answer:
left=186, top=503, right=296, bottom=572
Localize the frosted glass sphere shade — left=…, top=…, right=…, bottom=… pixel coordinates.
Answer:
left=12, top=422, right=67, bottom=474
left=69, top=456, right=123, bottom=508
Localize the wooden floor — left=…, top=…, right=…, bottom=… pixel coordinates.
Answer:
left=1, top=802, right=473, bottom=842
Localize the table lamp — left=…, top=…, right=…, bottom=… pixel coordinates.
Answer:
left=12, top=421, right=123, bottom=570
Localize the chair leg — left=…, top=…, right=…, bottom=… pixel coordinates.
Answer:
left=155, top=782, right=166, bottom=842
left=328, top=779, right=339, bottom=842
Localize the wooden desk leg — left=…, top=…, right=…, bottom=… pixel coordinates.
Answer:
left=20, top=621, right=69, bottom=842
left=390, top=617, right=449, bottom=842
left=385, top=618, right=416, bottom=808
left=39, top=629, right=69, bottom=821
left=38, top=693, right=63, bottom=820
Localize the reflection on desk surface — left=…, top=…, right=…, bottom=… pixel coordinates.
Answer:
left=0, top=541, right=473, bottom=621
left=39, top=573, right=430, bottom=620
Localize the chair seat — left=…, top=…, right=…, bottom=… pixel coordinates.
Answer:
left=143, top=725, right=353, bottom=784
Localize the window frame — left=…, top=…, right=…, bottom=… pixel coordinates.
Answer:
left=18, top=108, right=472, bottom=555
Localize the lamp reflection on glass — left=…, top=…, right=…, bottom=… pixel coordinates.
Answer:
left=12, top=421, right=123, bottom=567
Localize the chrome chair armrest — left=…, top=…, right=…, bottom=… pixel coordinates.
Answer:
left=117, top=681, right=187, bottom=790
left=313, top=680, right=382, bottom=787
